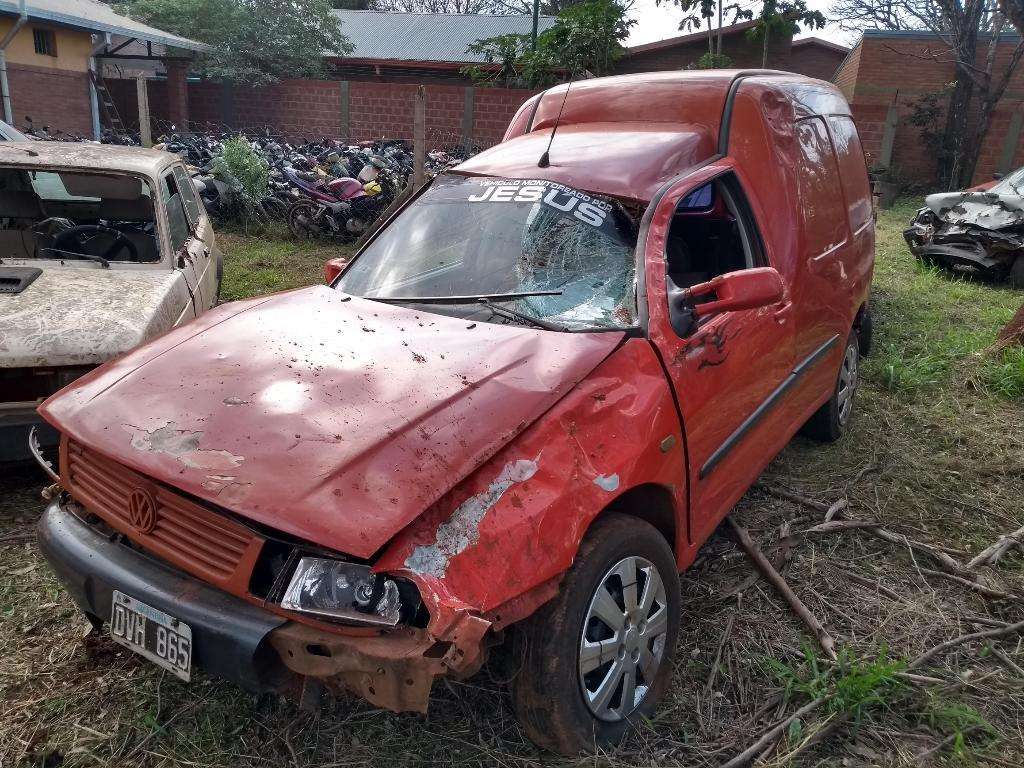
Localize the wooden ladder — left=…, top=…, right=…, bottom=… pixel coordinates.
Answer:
left=88, top=69, right=126, bottom=133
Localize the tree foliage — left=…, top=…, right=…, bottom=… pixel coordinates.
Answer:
left=746, top=0, right=826, bottom=67
left=122, top=0, right=352, bottom=85
left=463, top=0, right=635, bottom=87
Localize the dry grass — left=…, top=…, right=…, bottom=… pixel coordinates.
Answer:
left=1, top=206, right=1022, bottom=767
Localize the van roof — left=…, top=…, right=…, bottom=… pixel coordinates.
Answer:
left=456, top=70, right=850, bottom=203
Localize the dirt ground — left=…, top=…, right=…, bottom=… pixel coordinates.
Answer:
left=1, top=203, right=1022, bottom=767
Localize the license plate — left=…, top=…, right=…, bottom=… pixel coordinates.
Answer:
left=110, top=591, right=192, bottom=681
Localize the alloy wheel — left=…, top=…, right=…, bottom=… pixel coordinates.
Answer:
left=837, top=343, right=858, bottom=426
left=578, top=556, right=669, bottom=722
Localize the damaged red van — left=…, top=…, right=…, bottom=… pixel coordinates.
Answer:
left=36, top=70, right=873, bottom=754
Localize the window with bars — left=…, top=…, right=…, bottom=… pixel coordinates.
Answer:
left=33, top=28, right=57, bottom=57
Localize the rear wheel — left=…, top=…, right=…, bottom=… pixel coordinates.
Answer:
left=801, top=331, right=859, bottom=443
left=287, top=201, right=320, bottom=240
left=512, top=514, right=680, bottom=755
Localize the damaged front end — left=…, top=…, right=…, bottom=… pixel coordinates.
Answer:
left=903, top=190, right=1024, bottom=284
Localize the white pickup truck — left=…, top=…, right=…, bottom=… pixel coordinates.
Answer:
left=0, top=143, right=221, bottom=461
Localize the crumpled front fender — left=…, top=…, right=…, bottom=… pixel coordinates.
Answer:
left=375, top=338, right=687, bottom=644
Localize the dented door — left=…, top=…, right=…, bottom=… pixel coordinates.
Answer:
left=643, top=165, right=796, bottom=545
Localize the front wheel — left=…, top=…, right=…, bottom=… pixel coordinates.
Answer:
left=512, top=514, right=680, bottom=755
left=800, top=330, right=859, bottom=443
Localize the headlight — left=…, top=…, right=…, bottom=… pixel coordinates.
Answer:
left=280, top=557, right=407, bottom=627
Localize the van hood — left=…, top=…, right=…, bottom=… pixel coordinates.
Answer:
left=41, top=287, right=623, bottom=558
left=0, top=265, right=189, bottom=368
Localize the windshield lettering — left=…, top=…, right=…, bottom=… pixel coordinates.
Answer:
left=338, top=174, right=638, bottom=331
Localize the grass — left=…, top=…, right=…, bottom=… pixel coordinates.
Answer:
left=1, top=204, right=1023, bottom=767
left=216, top=225, right=354, bottom=302
left=865, top=200, right=1024, bottom=399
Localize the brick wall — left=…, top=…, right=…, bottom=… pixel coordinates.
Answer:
left=845, top=34, right=1024, bottom=186
left=120, top=77, right=539, bottom=151
left=787, top=43, right=848, bottom=82
left=6, top=63, right=92, bottom=137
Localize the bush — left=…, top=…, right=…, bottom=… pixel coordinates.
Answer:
left=220, top=137, right=269, bottom=208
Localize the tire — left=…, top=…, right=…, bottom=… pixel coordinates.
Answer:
left=287, top=201, right=320, bottom=240
left=512, top=514, right=680, bottom=755
left=856, top=303, right=873, bottom=357
left=800, top=330, right=859, bottom=443
left=1009, top=255, right=1024, bottom=289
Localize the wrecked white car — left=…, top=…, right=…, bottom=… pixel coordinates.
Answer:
left=904, top=168, right=1024, bottom=287
left=0, top=143, right=221, bottom=461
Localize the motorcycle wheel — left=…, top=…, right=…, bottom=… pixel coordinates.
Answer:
left=262, top=196, right=291, bottom=222
left=288, top=201, right=321, bottom=240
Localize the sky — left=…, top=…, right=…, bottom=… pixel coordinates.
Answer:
left=626, top=0, right=858, bottom=49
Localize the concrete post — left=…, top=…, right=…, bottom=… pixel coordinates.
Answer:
left=136, top=76, right=152, bottom=147
left=879, top=103, right=899, bottom=171
left=339, top=80, right=350, bottom=140
left=413, top=85, right=425, bottom=190
left=461, top=86, right=474, bottom=152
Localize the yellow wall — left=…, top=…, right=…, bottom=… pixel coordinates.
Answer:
left=0, top=19, right=92, bottom=72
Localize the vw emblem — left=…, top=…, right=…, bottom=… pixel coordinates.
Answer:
left=127, top=488, right=157, bottom=534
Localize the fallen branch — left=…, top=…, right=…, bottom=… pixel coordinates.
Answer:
left=719, top=694, right=834, bottom=768
left=756, top=485, right=831, bottom=513
left=992, top=647, right=1024, bottom=677
left=917, top=567, right=1020, bottom=601
left=728, top=517, right=837, bottom=660
left=837, top=569, right=906, bottom=604
left=966, top=525, right=1024, bottom=570
left=915, top=725, right=985, bottom=762
left=705, top=613, right=736, bottom=695
left=804, top=516, right=969, bottom=577
left=909, top=618, right=1024, bottom=670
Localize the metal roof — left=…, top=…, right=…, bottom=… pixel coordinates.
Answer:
left=0, top=0, right=211, bottom=52
left=331, top=10, right=556, bottom=64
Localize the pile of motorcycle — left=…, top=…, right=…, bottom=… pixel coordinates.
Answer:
left=154, top=130, right=476, bottom=242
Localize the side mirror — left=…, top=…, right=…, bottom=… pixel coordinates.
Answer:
left=686, top=267, right=785, bottom=318
left=324, top=257, right=347, bottom=284
left=993, top=172, right=1004, bottom=180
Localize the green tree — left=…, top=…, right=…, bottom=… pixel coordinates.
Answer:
left=464, top=0, right=635, bottom=87
left=746, top=0, right=826, bottom=68
left=121, top=0, right=352, bottom=85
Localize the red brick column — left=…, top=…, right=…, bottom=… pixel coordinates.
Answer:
left=165, top=60, right=190, bottom=133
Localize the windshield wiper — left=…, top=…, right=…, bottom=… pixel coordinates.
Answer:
left=370, top=290, right=563, bottom=304
left=478, top=298, right=566, bottom=331
left=39, top=247, right=110, bottom=268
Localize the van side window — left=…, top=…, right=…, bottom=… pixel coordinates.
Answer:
left=795, top=118, right=848, bottom=257
left=160, top=171, right=191, bottom=254
left=665, top=173, right=764, bottom=292
left=826, top=116, right=873, bottom=235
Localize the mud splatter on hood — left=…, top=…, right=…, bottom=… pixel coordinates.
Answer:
left=40, top=286, right=623, bottom=559
left=0, top=265, right=189, bottom=368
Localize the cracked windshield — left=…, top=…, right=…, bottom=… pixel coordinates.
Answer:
left=337, top=174, right=638, bottom=330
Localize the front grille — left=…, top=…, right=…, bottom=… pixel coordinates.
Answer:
left=63, top=439, right=264, bottom=594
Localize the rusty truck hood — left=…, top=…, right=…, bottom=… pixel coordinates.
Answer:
left=40, top=287, right=623, bottom=558
left=0, top=266, right=187, bottom=368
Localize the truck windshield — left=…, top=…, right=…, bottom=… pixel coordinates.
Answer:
left=337, top=174, right=639, bottom=330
